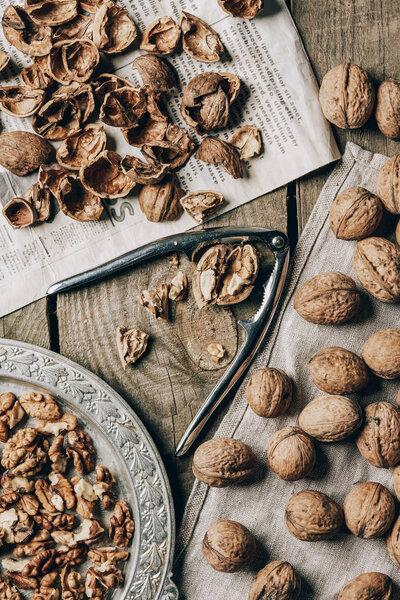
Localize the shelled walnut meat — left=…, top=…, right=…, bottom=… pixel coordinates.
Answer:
left=338, top=573, right=393, bottom=600
left=285, top=490, right=343, bottom=541
left=362, top=329, right=400, bottom=379
left=116, top=326, right=149, bottom=369
left=202, top=520, right=255, bottom=572
left=298, top=395, right=363, bottom=442
left=192, top=437, right=258, bottom=487
left=353, top=237, right=400, bottom=303
left=376, top=154, right=400, bottom=214
left=356, top=402, right=400, bottom=467
left=246, top=367, right=292, bottom=418
left=329, top=187, right=383, bottom=240
left=248, top=561, right=301, bottom=600
left=139, top=284, right=169, bottom=320
left=267, top=426, right=316, bottom=481
left=307, top=347, right=369, bottom=395
left=343, top=482, right=395, bottom=538
left=293, top=272, right=360, bottom=325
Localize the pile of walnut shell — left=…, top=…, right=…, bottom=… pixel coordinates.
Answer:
left=0, top=390, right=134, bottom=600
left=0, top=1, right=263, bottom=229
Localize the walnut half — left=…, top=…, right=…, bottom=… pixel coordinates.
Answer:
left=116, top=326, right=149, bottom=369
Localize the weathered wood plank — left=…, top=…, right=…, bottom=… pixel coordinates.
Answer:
left=292, top=0, right=400, bottom=232
left=57, top=189, right=288, bottom=520
left=0, top=299, right=51, bottom=349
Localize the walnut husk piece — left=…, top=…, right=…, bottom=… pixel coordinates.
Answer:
left=229, top=125, right=262, bottom=159
left=246, top=368, right=292, bottom=418
left=307, top=347, right=369, bottom=395
left=56, top=124, right=106, bottom=171
left=33, top=96, right=81, bottom=140
left=319, top=63, right=375, bottom=129
left=338, top=573, right=392, bottom=600
left=2, top=6, right=53, bottom=57
left=0, top=86, right=44, bottom=117
left=139, top=284, right=169, bottom=321
left=121, top=155, right=169, bottom=185
left=202, top=520, right=255, bottom=572
left=138, top=173, right=184, bottom=222
left=362, top=329, right=400, bottom=379
left=218, top=0, right=264, bottom=18
left=353, top=237, right=400, bottom=303
left=285, top=490, right=343, bottom=541
left=193, top=438, right=258, bottom=487
left=80, top=150, right=135, bottom=199
left=21, top=57, right=53, bottom=89
left=376, top=154, right=400, bottom=214
left=116, top=326, right=149, bottom=369
left=180, top=191, right=224, bottom=223
left=267, top=426, right=316, bottom=481
left=329, top=186, right=383, bottom=239
left=356, top=401, right=400, bottom=467
left=299, top=395, right=362, bottom=442
left=92, top=0, right=137, bottom=54
left=0, top=131, right=52, bottom=177
left=132, top=54, right=178, bottom=94
left=139, top=16, right=181, bottom=55
left=55, top=173, right=103, bottom=222
left=248, top=561, right=301, bottom=600
left=180, top=12, right=224, bottom=63
left=293, top=271, right=360, bottom=325
left=196, top=137, right=243, bottom=178
left=376, top=79, right=400, bottom=139
left=2, top=198, right=37, bottom=229
left=343, top=482, right=395, bottom=538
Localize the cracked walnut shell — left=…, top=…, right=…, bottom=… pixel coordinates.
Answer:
left=138, top=173, right=184, bottom=222
left=48, top=39, right=99, bottom=85
left=193, top=438, right=258, bottom=487
left=376, top=154, right=400, bottom=214
left=285, top=490, right=343, bottom=541
left=353, top=237, right=400, bottom=303
left=121, top=156, right=170, bottom=185
left=0, top=49, right=9, bottom=72
left=338, top=573, right=392, bottom=600
left=202, top=520, right=255, bottom=572
left=356, top=402, right=400, bottom=467
left=248, top=561, right=301, bottom=600
left=196, top=137, right=243, bottom=178
left=139, top=16, right=181, bottom=55
left=56, top=124, right=106, bottom=171
left=218, top=0, right=264, bottom=18
left=33, top=95, right=81, bottom=140
left=299, top=395, right=362, bottom=442
left=362, top=329, right=400, bottom=379
left=229, top=125, right=262, bottom=159
left=330, top=186, right=383, bottom=240
left=0, top=86, right=44, bottom=118
left=2, top=6, right=52, bottom=57
left=2, top=198, right=37, bottom=229
left=55, top=173, right=103, bottom=222
left=294, top=271, right=360, bottom=325
left=376, top=79, right=400, bottom=140
left=267, top=426, right=316, bottom=481
left=24, top=184, right=51, bottom=223
left=246, top=368, right=292, bottom=418
left=319, top=63, right=375, bottom=129
left=100, top=86, right=147, bottom=128
left=116, top=327, right=149, bottom=369
left=80, top=151, right=135, bottom=199
left=132, top=54, right=178, bottom=94
left=180, top=190, right=224, bottom=223
left=180, top=12, right=224, bottom=63
left=343, top=482, right=395, bottom=538
left=21, top=57, right=53, bottom=90
left=308, top=347, right=369, bottom=395
left=92, top=0, right=137, bottom=54
left=25, top=0, right=78, bottom=26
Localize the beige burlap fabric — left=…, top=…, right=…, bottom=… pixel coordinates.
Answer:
left=175, top=142, right=400, bottom=599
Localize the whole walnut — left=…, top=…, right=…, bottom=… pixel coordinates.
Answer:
left=338, top=572, right=392, bottom=600
left=362, top=329, right=400, bottom=379
left=202, top=520, right=255, bottom=572
left=356, top=402, right=400, bottom=467
left=376, top=154, right=400, bottom=214
left=353, top=237, right=400, bottom=303
left=343, top=482, right=395, bottom=538
left=248, top=561, right=301, bottom=600
left=329, top=187, right=383, bottom=240
left=298, top=395, right=362, bottom=442
left=376, top=78, right=400, bottom=140
left=307, top=347, right=369, bottom=395
left=293, top=272, right=360, bottom=325
left=192, top=438, right=258, bottom=487
left=246, top=368, right=292, bottom=418
left=284, top=490, right=343, bottom=541
left=319, top=63, right=375, bottom=129
left=267, top=426, right=316, bottom=481
left=387, top=513, right=400, bottom=566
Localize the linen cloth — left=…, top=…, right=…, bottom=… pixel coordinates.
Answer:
left=176, top=142, right=400, bottom=599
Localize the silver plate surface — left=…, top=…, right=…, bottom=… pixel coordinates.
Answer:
left=0, top=338, right=178, bottom=600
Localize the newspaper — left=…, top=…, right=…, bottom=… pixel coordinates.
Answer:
left=0, top=0, right=340, bottom=317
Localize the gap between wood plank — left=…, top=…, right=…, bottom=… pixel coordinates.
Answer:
left=47, top=295, right=60, bottom=354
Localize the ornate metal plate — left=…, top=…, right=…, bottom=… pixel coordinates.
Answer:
left=0, top=339, right=178, bottom=600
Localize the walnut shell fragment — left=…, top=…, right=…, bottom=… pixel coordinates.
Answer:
left=180, top=190, right=224, bottom=223
left=139, top=16, right=181, bottom=55
left=338, top=572, right=392, bottom=600
left=329, top=186, right=383, bottom=240
left=319, top=63, right=375, bottom=129
left=138, top=173, right=183, bottom=222
left=202, top=520, right=255, bottom=572
left=48, top=39, right=99, bottom=84
left=142, top=138, right=194, bottom=171
left=121, top=155, right=169, bottom=185
left=308, top=347, right=369, bottom=395
left=180, top=12, right=224, bottom=63
left=55, top=173, right=103, bottom=221
left=25, top=0, right=78, bottom=27
left=0, top=49, right=10, bottom=73
left=299, top=395, right=363, bottom=442
left=356, top=402, right=400, bottom=467
left=92, top=0, right=137, bottom=54
left=79, top=0, right=102, bottom=13
left=0, top=86, right=44, bottom=118
left=196, top=137, right=243, bottom=178
left=53, top=82, right=95, bottom=124
left=293, top=272, right=360, bottom=325
left=267, top=426, right=316, bottom=482
left=218, top=0, right=264, bottom=18
left=132, top=54, right=177, bottom=94
left=93, top=72, right=135, bottom=104
left=2, top=6, right=52, bottom=57
left=2, top=198, right=37, bottom=229
left=192, top=437, right=258, bottom=487
left=121, top=101, right=169, bottom=148
left=285, top=490, right=343, bottom=541
left=246, top=368, right=292, bottom=418
left=139, top=284, right=169, bottom=321
left=343, top=482, right=395, bottom=538
left=248, top=561, right=301, bottom=600
left=376, top=79, right=400, bottom=140
left=33, top=95, right=81, bottom=140
left=229, top=125, right=262, bottom=159
left=362, top=329, right=400, bottom=379
left=24, top=183, right=51, bottom=222
left=0, top=131, right=52, bottom=176
left=56, top=123, right=106, bottom=171
left=100, top=86, right=147, bottom=128
left=80, top=150, right=135, bottom=199
left=376, top=154, right=400, bottom=214
left=353, top=237, right=400, bottom=303
left=53, top=13, right=93, bottom=42
left=21, top=57, right=53, bottom=89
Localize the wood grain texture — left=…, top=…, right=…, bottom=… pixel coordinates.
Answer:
left=292, top=0, right=400, bottom=231
left=0, top=299, right=50, bottom=348
left=57, top=189, right=288, bottom=520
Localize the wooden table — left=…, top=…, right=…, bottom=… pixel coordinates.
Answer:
left=2, top=1, right=399, bottom=525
